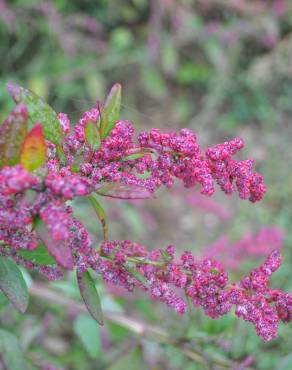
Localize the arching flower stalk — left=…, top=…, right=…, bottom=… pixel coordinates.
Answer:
left=0, top=83, right=290, bottom=342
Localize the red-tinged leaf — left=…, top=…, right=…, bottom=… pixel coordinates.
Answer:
left=20, top=123, right=46, bottom=172
left=0, top=256, right=29, bottom=313
left=6, top=83, right=65, bottom=161
left=100, top=83, right=121, bottom=138
left=84, top=119, right=101, bottom=152
left=77, top=270, right=104, bottom=325
left=87, top=195, right=109, bottom=241
left=0, top=103, right=28, bottom=167
left=96, top=182, right=153, bottom=199
left=35, top=218, right=73, bottom=270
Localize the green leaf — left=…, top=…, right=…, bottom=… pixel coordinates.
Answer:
left=18, top=243, right=56, bottom=265
left=0, top=329, right=28, bottom=370
left=87, top=194, right=109, bottom=241
left=100, top=83, right=121, bottom=138
left=77, top=270, right=104, bottom=325
left=121, top=152, right=146, bottom=161
left=0, top=256, right=29, bottom=313
left=73, top=313, right=101, bottom=359
left=6, top=83, right=65, bottom=161
left=84, top=119, right=101, bottom=151
left=0, top=103, right=28, bottom=167
left=20, top=123, right=46, bottom=172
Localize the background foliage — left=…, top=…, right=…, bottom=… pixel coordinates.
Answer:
left=0, top=0, right=292, bottom=369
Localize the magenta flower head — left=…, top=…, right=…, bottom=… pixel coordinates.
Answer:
left=0, top=82, right=290, bottom=343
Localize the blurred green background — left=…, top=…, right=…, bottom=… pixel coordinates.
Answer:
left=0, top=0, right=292, bottom=369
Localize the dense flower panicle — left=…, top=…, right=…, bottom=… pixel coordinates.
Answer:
left=0, top=165, right=39, bottom=196
left=206, top=139, right=266, bottom=202
left=45, top=171, right=91, bottom=199
left=225, top=250, right=285, bottom=341
left=137, top=128, right=215, bottom=195
left=95, top=240, right=290, bottom=340
left=269, top=290, right=292, bottom=323
left=56, top=102, right=267, bottom=201
left=233, top=292, right=279, bottom=341
left=0, top=102, right=289, bottom=342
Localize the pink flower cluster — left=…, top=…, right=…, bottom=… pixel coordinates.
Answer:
left=206, top=138, right=266, bottom=202
left=0, top=101, right=290, bottom=342
left=93, top=241, right=291, bottom=342
left=49, top=104, right=267, bottom=201
left=204, top=227, right=284, bottom=269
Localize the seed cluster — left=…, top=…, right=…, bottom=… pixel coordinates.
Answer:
left=0, top=102, right=290, bottom=342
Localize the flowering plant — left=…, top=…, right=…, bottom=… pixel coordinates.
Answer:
left=0, top=83, right=290, bottom=343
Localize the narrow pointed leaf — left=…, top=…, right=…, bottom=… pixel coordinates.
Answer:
left=77, top=270, right=104, bottom=325
left=0, top=103, right=28, bottom=167
left=20, top=123, right=46, bottom=172
left=0, top=256, right=29, bottom=313
left=96, top=182, right=153, bottom=199
left=121, top=152, right=147, bottom=161
left=100, top=83, right=121, bottom=138
left=84, top=119, right=101, bottom=151
left=6, top=83, right=65, bottom=160
left=87, top=195, right=109, bottom=241
left=35, top=218, right=73, bottom=270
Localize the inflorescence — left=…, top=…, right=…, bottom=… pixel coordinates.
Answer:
left=0, top=88, right=290, bottom=342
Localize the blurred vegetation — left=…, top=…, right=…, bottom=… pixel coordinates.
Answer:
left=1, top=0, right=292, bottom=369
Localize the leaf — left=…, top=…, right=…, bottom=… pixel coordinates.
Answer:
left=0, top=329, right=28, bottom=370
left=0, top=256, right=29, bottom=313
left=6, top=83, right=65, bottom=161
left=100, top=83, right=121, bottom=138
left=73, top=313, right=101, bottom=359
left=121, top=152, right=147, bottom=161
left=35, top=218, right=73, bottom=270
left=77, top=270, right=104, bottom=325
left=17, top=243, right=56, bottom=265
left=96, top=182, right=153, bottom=199
left=20, top=123, right=46, bottom=172
left=0, top=103, right=28, bottom=167
left=87, top=194, right=109, bottom=241
left=84, top=119, right=101, bottom=151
